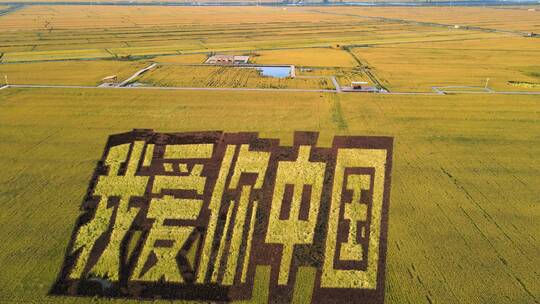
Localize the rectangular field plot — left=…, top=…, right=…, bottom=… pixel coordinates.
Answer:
left=1, top=49, right=114, bottom=62
left=0, top=6, right=342, bottom=30
left=250, top=48, right=357, bottom=67
left=136, top=65, right=334, bottom=89
left=296, top=67, right=372, bottom=87
left=0, top=6, right=501, bottom=63
left=317, top=6, right=540, bottom=32
left=0, top=60, right=148, bottom=85
left=0, top=88, right=538, bottom=303
left=151, top=54, right=208, bottom=64
left=353, top=38, right=540, bottom=92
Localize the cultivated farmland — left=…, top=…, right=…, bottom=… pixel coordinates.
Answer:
left=0, top=88, right=538, bottom=303
left=353, top=37, right=540, bottom=92
left=315, top=6, right=540, bottom=32
left=151, top=53, right=208, bottom=64
left=136, top=65, right=333, bottom=89
left=0, top=60, right=147, bottom=85
left=1, top=5, right=537, bottom=93
left=0, top=6, right=504, bottom=62
left=0, top=3, right=539, bottom=304
left=250, top=48, right=357, bottom=67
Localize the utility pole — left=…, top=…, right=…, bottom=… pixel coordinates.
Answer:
left=4, top=75, right=7, bottom=86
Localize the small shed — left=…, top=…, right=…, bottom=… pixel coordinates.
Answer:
left=233, top=56, right=250, bottom=64
left=351, top=81, right=368, bottom=90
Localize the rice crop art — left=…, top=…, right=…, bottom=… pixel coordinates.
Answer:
left=52, top=130, right=393, bottom=303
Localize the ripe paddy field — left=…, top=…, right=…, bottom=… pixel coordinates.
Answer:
left=0, top=5, right=538, bottom=91
left=0, top=4, right=539, bottom=304
left=0, top=88, right=538, bottom=303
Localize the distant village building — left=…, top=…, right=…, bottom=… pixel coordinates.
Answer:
left=206, top=55, right=250, bottom=65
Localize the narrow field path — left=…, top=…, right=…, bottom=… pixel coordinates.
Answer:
left=330, top=76, right=342, bottom=93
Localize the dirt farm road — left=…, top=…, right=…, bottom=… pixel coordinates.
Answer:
left=118, top=63, right=157, bottom=87
left=4, top=84, right=540, bottom=95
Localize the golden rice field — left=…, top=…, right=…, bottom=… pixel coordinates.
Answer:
left=1, top=5, right=537, bottom=92
left=326, top=68, right=371, bottom=87
left=0, top=5, right=504, bottom=61
left=0, top=60, right=147, bottom=85
left=0, top=5, right=539, bottom=303
left=294, top=66, right=372, bottom=87
left=316, top=6, right=540, bottom=32
left=250, top=48, right=357, bottom=67
left=0, top=88, right=538, bottom=303
left=150, top=48, right=358, bottom=67
left=151, top=53, right=208, bottom=64
left=353, top=37, right=540, bottom=92
left=137, top=65, right=334, bottom=89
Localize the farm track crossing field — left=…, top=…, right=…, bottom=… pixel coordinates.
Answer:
left=0, top=88, right=538, bottom=303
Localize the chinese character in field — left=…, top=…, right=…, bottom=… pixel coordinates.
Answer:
left=265, top=145, right=326, bottom=285
left=55, top=131, right=392, bottom=304
left=69, top=141, right=151, bottom=280
left=321, top=145, right=390, bottom=291
left=132, top=143, right=212, bottom=282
